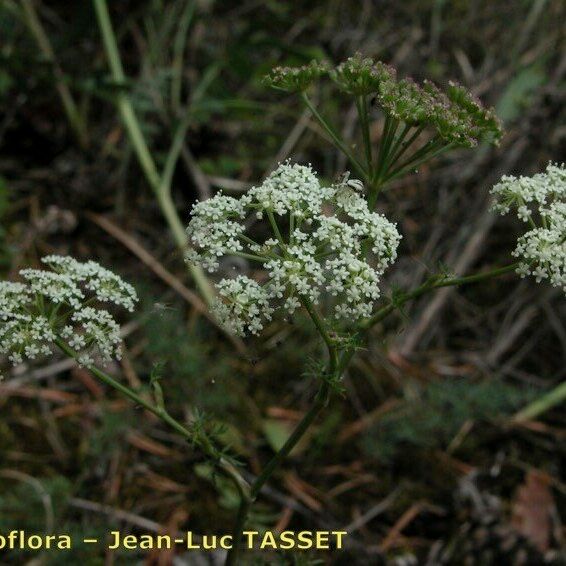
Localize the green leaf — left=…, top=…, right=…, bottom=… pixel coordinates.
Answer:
left=262, top=419, right=292, bottom=452
left=262, top=418, right=309, bottom=455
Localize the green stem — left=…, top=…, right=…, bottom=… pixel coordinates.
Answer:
left=171, top=0, right=195, bottom=112
left=226, top=374, right=333, bottom=566
left=512, top=380, right=566, bottom=422
left=300, top=297, right=335, bottom=358
left=231, top=251, right=269, bottom=263
left=225, top=295, right=340, bottom=565
left=55, top=339, right=251, bottom=500
left=374, top=114, right=392, bottom=177
left=267, top=211, right=285, bottom=247
left=381, top=118, right=399, bottom=169
left=386, top=125, right=425, bottom=171
left=289, top=213, right=295, bottom=241
left=368, top=114, right=402, bottom=204
left=360, top=263, right=519, bottom=330
left=374, top=114, right=398, bottom=180
left=92, top=0, right=214, bottom=305
left=160, top=111, right=192, bottom=199
left=384, top=138, right=449, bottom=182
left=301, top=93, right=367, bottom=181
left=380, top=123, right=411, bottom=175
left=356, top=95, right=373, bottom=176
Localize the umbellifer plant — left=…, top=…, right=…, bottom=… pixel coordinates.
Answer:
left=1, top=55, right=564, bottom=564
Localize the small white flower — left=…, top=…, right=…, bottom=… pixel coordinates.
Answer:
left=41, top=255, right=138, bottom=311
left=185, top=194, right=247, bottom=272
left=490, top=162, right=565, bottom=216
left=185, top=162, right=402, bottom=335
left=212, top=275, right=273, bottom=336
left=325, top=252, right=381, bottom=319
left=19, top=268, right=84, bottom=308
left=1, top=257, right=136, bottom=373
left=491, top=163, right=566, bottom=294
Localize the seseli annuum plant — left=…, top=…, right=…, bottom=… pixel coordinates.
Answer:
left=1, top=55, right=564, bottom=565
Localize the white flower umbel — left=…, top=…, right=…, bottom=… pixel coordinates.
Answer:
left=491, top=163, right=565, bottom=217
left=0, top=257, right=137, bottom=377
left=186, top=195, right=247, bottom=272
left=186, top=162, right=402, bottom=334
left=42, top=255, right=138, bottom=311
left=245, top=163, right=335, bottom=220
left=212, top=275, right=274, bottom=336
left=491, top=163, right=566, bottom=294
left=326, top=252, right=381, bottom=319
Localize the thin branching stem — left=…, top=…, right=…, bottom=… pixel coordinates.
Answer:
left=360, top=263, right=519, bottom=330
left=385, top=124, right=425, bottom=171
left=267, top=210, right=286, bottom=247
left=301, top=93, right=367, bottom=181
left=380, top=123, right=411, bottom=174
left=171, top=0, right=195, bottom=113
left=356, top=95, right=373, bottom=176
left=225, top=377, right=332, bottom=565
left=513, top=380, right=566, bottom=422
left=55, top=339, right=251, bottom=502
left=226, top=296, right=338, bottom=565
left=385, top=137, right=449, bottom=182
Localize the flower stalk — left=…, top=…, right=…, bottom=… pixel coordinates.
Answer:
left=361, top=263, right=520, bottom=330
left=55, top=338, right=252, bottom=504
left=20, top=0, right=89, bottom=149
left=226, top=375, right=334, bottom=565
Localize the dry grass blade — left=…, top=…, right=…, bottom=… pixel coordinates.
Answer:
left=86, top=212, right=246, bottom=353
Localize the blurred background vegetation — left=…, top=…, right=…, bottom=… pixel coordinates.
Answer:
left=0, top=0, right=565, bottom=564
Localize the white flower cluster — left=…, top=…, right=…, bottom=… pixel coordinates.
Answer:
left=0, top=256, right=137, bottom=376
left=212, top=276, right=274, bottom=336
left=491, top=163, right=566, bottom=293
left=186, top=162, right=402, bottom=335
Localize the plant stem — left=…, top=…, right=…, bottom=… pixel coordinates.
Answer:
left=380, top=123, right=411, bottom=174
left=267, top=211, right=286, bottom=247
left=92, top=0, right=214, bottom=305
left=301, top=93, right=367, bottom=181
left=225, top=296, right=339, bottom=564
left=171, top=0, right=195, bottom=113
left=368, top=114, right=401, bottom=204
left=225, top=376, right=333, bottom=565
left=385, top=125, right=424, bottom=170
left=384, top=138, right=449, bottom=183
left=512, top=380, right=566, bottom=422
left=356, top=95, right=373, bottom=176
left=231, top=251, right=269, bottom=263
left=299, top=296, right=340, bottom=368
left=361, top=263, right=519, bottom=330
left=55, top=339, right=251, bottom=503
left=367, top=179, right=384, bottom=209
left=374, top=114, right=398, bottom=181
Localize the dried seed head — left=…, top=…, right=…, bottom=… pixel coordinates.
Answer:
left=263, top=60, right=328, bottom=92
left=330, top=53, right=397, bottom=95
left=378, top=77, right=502, bottom=147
